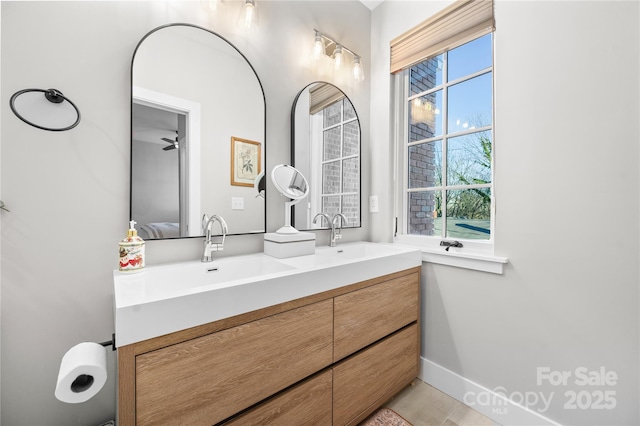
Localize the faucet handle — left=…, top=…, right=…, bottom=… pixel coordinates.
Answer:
left=202, top=214, right=210, bottom=233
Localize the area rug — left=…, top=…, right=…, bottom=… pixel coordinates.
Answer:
left=360, top=407, right=413, bottom=426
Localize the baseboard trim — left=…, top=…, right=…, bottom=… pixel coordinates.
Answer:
left=418, top=357, right=562, bottom=426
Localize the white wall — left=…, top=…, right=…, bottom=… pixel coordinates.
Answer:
left=0, top=1, right=370, bottom=425
left=372, top=1, right=639, bottom=425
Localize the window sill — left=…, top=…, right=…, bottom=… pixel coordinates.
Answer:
left=393, top=236, right=508, bottom=274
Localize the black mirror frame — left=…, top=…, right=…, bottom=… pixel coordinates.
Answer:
left=290, top=81, right=362, bottom=231
left=129, top=23, right=267, bottom=239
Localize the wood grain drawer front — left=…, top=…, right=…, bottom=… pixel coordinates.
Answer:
left=334, top=272, right=419, bottom=361
left=223, top=370, right=332, bottom=426
left=135, top=300, right=333, bottom=426
left=333, top=324, right=419, bottom=426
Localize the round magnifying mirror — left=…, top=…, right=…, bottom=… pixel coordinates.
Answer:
left=271, top=164, right=309, bottom=234
left=272, top=164, right=309, bottom=200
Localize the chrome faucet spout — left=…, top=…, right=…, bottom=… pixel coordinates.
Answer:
left=313, top=213, right=331, bottom=228
left=201, top=214, right=228, bottom=262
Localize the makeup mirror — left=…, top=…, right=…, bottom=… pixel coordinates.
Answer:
left=271, top=164, right=309, bottom=234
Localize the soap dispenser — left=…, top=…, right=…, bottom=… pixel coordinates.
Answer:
left=119, top=220, right=145, bottom=273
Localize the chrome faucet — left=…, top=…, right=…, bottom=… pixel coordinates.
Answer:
left=201, top=214, right=228, bottom=262
left=313, top=213, right=347, bottom=247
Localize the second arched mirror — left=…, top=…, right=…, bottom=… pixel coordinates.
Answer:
left=291, top=82, right=361, bottom=231
left=130, top=24, right=266, bottom=240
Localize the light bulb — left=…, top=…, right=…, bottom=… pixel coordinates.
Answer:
left=207, top=0, right=219, bottom=12
left=334, top=45, right=344, bottom=70
left=312, top=32, right=325, bottom=61
left=353, top=56, right=365, bottom=83
left=237, top=0, right=258, bottom=30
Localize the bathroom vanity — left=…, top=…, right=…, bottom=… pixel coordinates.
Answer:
left=114, top=242, right=421, bottom=426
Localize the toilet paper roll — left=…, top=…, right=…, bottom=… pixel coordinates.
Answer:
left=55, top=342, right=107, bottom=404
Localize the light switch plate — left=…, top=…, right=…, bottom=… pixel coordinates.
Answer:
left=231, top=197, right=244, bottom=210
left=369, top=195, right=379, bottom=213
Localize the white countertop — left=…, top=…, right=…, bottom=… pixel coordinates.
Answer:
left=113, top=242, right=421, bottom=347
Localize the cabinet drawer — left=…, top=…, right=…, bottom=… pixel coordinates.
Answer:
left=135, top=300, right=334, bottom=426
left=333, top=324, right=419, bottom=426
left=223, top=370, right=332, bottom=426
left=334, top=272, right=419, bottom=361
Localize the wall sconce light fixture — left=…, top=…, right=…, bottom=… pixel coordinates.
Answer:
left=237, top=0, right=258, bottom=31
left=9, top=88, right=81, bottom=131
left=311, top=29, right=364, bottom=83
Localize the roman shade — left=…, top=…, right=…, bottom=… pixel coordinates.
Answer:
left=309, top=83, right=344, bottom=115
left=390, top=0, right=494, bottom=74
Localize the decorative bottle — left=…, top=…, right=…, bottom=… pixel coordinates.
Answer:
left=119, top=220, right=145, bottom=273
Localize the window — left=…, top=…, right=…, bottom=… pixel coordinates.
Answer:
left=399, top=33, right=493, bottom=242
left=391, top=0, right=506, bottom=273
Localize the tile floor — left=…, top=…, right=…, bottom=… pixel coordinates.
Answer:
left=384, top=379, right=500, bottom=426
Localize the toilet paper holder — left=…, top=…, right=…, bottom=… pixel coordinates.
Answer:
left=99, top=333, right=116, bottom=351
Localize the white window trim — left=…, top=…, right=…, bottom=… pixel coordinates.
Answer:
left=394, top=235, right=508, bottom=274
left=392, top=35, right=508, bottom=274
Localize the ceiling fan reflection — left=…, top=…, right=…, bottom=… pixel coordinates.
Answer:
left=161, top=136, right=179, bottom=151
left=161, top=130, right=179, bottom=151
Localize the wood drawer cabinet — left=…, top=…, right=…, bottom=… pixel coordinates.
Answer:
left=334, top=273, right=419, bottom=361
left=118, top=267, right=420, bottom=426
left=223, top=370, right=333, bottom=426
left=136, top=300, right=333, bottom=426
left=333, top=324, right=419, bottom=426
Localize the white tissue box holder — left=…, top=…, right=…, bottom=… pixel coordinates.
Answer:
left=264, top=232, right=315, bottom=259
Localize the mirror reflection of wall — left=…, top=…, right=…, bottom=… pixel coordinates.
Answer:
left=131, top=24, right=266, bottom=240
left=292, top=82, right=361, bottom=230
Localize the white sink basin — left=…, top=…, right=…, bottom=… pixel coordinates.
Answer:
left=116, top=255, right=296, bottom=305
left=114, top=242, right=421, bottom=347
left=278, top=242, right=418, bottom=268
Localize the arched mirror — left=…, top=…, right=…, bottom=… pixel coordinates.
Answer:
left=130, top=24, right=266, bottom=240
left=291, top=82, right=361, bottom=230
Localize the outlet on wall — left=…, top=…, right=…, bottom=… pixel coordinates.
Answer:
left=231, top=197, right=244, bottom=210
left=369, top=195, right=379, bottom=213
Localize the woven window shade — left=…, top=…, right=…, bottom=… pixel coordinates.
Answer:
left=390, top=0, right=494, bottom=74
left=309, top=83, right=344, bottom=115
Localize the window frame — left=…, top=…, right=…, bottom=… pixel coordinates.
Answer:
left=393, top=32, right=507, bottom=272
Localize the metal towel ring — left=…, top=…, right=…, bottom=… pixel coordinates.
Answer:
left=9, top=88, right=81, bottom=131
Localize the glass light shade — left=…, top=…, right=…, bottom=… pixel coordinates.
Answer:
left=334, top=45, right=344, bottom=70
left=312, top=33, right=325, bottom=61
left=205, top=0, right=220, bottom=12
left=353, top=57, right=365, bottom=83
left=237, top=0, right=258, bottom=30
